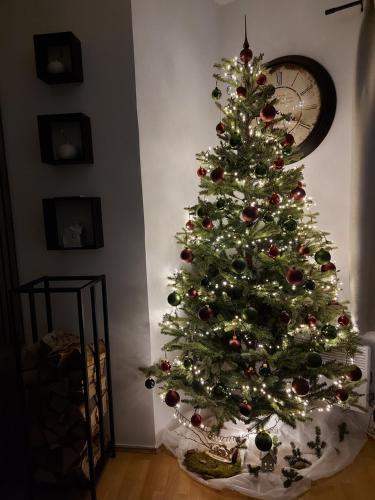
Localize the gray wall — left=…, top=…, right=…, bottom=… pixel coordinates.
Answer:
left=0, top=0, right=155, bottom=447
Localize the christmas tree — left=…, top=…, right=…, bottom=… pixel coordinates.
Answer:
left=142, top=26, right=362, bottom=441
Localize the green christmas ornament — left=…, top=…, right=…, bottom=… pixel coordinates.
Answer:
left=264, top=85, right=276, bottom=97
left=201, top=276, right=210, bottom=288
left=228, top=286, right=243, bottom=300
left=196, top=205, right=208, bottom=218
left=254, top=163, right=268, bottom=178
left=232, top=257, right=247, bottom=274
left=229, top=133, right=242, bottom=147
left=263, top=213, right=274, bottom=224
left=314, top=249, right=331, bottom=265
left=207, top=264, right=219, bottom=278
left=183, top=356, right=193, bottom=368
left=259, top=363, right=271, bottom=376
left=283, top=218, right=298, bottom=232
left=212, top=383, right=226, bottom=400
left=304, top=279, right=316, bottom=291
left=241, top=307, right=258, bottom=323
left=255, top=431, right=273, bottom=452
left=212, top=86, right=222, bottom=100
left=307, top=352, right=322, bottom=368
left=216, top=198, right=226, bottom=209
left=167, top=291, right=181, bottom=306
left=283, top=146, right=293, bottom=156
left=321, top=324, right=337, bottom=339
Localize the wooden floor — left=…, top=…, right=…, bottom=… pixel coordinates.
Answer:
left=97, top=439, right=375, bottom=500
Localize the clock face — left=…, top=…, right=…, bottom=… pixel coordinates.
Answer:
left=265, top=56, right=336, bottom=159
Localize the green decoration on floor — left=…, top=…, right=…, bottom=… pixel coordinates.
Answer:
left=307, top=426, right=327, bottom=458
left=282, top=468, right=304, bottom=488
left=338, top=422, right=350, bottom=442
left=284, top=442, right=312, bottom=469
left=183, top=450, right=241, bottom=480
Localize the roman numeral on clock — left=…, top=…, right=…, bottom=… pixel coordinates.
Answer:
left=299, top=121, right=312, bottom=130
left=276, top=71, right=282, bottom=86
left=304, top=104, right=318, bottom=110
left=300, top=84, right=313, bottom=96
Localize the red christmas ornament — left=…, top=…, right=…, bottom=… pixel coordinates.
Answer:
left=216, top=121, right=225, bottom=134
left=269, top=192, right=281, bottom=205
left=280, top=310, right=291, bottom=324
left=191, top=413, right=202, bottom=427
left=202, top=217, right=214, bottom=230
left=241, top=206, right=258, bottom=222
left=292, top=377, right=310, bottom=396
left=281, top=133, right=295, bottom=146
left=229, top=335, right=241, bottom=351
left=273, top=157, right=285, bottom=170
left=239, top=401, right=252, bottom=416
left=298, top=181, right=305, bottom=188
left=185, top=220, right=195, bottom=231
left=180, top=248, right=193, bottom=263
left=236, top=86, right=247, bottom=97
left=197, top=166, right=207, bottom=177
left=244, top=366, right=257, bottom=379
left=321, top=262, right=336, bottom=272
left=335, top=388, right=349, bottom=402
left=165, top=389, right=180, bottom=407
left=210, top=166, right=225, bottom=183
left=268, top=244, right=280, bottom=258
left=338, top=314, right=350, bottom=326
left=198, top=305, right=214, bottom=322
left=305, top=314, right=317, bottom=328
left=297, top=243, right=310, bottom=256
left=346, top=365, right=362, bottom=382
left=290, top=187, right=306, bottom=201
left=161, top=360, right=171, bottom=371
left=260, top=104, right=277, bottom=123
left=188, top=287, right=199, bottom=298
left=256, top=73, right=267, bottom=85
left=286, top=267, right=304, bottom=285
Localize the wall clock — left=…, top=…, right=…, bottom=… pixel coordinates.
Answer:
left=265, top=55, right=336, bottom=159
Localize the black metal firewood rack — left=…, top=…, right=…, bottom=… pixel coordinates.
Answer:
left=15, top=275, right=116, bottom=500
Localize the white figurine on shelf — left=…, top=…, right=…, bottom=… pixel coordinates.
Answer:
left=62, top=223, right=83, bottom=248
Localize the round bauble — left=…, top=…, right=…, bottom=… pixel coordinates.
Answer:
left=307, top=352, right=322, bottom=368
left=145, top=378, right=155, bottom=389
left=232, top=258, right=247, bottom=274
left=264, top=85, right=276, bottom=97
left=212, top=86, right=222, bottom=100
left=338, top=314, right=350, bottom=327
left=229, top=133, right=242, bottom=147
left=315, top=249, right=331, bottom=265
left=244, top=366, right=257, bottom=379
left=241, top=205, right=258, bottom=222
left=201, top=276, right=210, bottom=288
left=286, top=267, right=304, bottom=286
left=269, top=193, right=281, bottom=206
left=167, top=291, right=181, bottom=307
left=273, top=157, right=285, bottom=170
left=236, top=86, right=247, bottom=97
left=321, top=324, right=337, bottom=339
left=240, top=46, right=253, bottom=64
left=346, top=365, right=362, bottom=382
left=180, top=248, right=193, bottom=263
left=228, top=286, right=242, bottom=300
left=260, top=104, right=277, bottom=123
left=259, top=363, right=271, bottom=377
left=241, top=307, right=258, bottom=322
left=229, top=335, right=241, bottom=350
left=297, top=244, right=310, bottom=256
left=281, top=133, right=295, bottom=147
left=165, top=389, right=180, bottom=407
left=207, top=264, right=219, bottom=278
left=239, top=401, right=252, bottom=416
left=321, top=262, right=336, bottom=272
left=280, top=310, right=291, bottom=324
left=191, top=413, right=202, bottom=427
left=283, top=218, right=298, bottom=232
left=188, top=287, right=199, bottom=298
left=185, top=220, right=195, bottom=231
left=335, top=388, right=349, bottom=402
left=202, top=217, right=214, bottom=230
left=216, top=121, right=225, bottom=134
left=263, top=213, right=274, bottom=223
left=196, top=205, right=208, bottom=218
left=304, top=279, right=316, bottom=291
left=305, top=314, right=317, bottom=328
left=183, top=356, right=193, bottom=368
left=290, top=187, right=306, bottom=201
left=198, top=305, right=215, bottom=322
left=47, top=59, right=66, bottom=75
left=292, top=377, right=310, bottom=396
left=256, top=73, right=267, bottom=85
left=255, top=431, right=273, bottom=452
left=57, top=143, right=79, bottom=160
left=216, top=198, right=226, bottom=209
left=268, top=244, right=279, bottom=258
left=197, top=166, right=207, bottom=177
left=212, top=383, right=226, bottom=399
left=161, top=360, right=171, bottom=371
left=210, top=166, right=225, bottom=183
left=255, top=163, right=268, bottom=177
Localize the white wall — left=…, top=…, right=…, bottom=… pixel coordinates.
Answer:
left=0, top=0, right=155, bottom=447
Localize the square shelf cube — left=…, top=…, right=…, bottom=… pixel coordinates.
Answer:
left=33, top=31, right=83, bottom=84
left=43, top=197, right=104, bottom=250
left=37, top=113, right=94, bottom=165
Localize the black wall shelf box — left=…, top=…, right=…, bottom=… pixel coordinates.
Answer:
left=33, top=31, right=84, bottom=84
left=43, top=197, right=104, bottom=250
left=38, top=113, right=94, bottom=165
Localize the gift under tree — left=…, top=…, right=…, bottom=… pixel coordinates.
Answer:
left=142, top=25, right=363, bottom=463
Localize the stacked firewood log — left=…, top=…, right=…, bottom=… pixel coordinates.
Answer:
left=22, top=331, right=108, bottom=484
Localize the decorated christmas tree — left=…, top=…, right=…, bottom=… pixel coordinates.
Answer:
left=142, top=23, right=362, bottom=456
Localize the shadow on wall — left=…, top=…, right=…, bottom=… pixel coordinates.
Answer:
left=351, top=0, right=375, bottom=332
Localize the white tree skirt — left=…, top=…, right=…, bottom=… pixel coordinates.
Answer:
left=162, top=408, right=368, bottom=499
